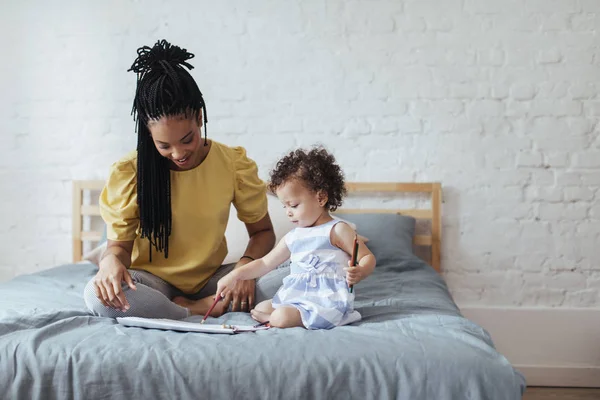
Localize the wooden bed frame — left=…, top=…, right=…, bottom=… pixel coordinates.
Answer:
left=72, top=181, right=442, bottom=272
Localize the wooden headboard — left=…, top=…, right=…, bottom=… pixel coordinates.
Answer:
left=336, top=182, right=442, bottom=272
left=72, top=181, right=442, bottom=271
left=72, top=180, right=105, bottom=263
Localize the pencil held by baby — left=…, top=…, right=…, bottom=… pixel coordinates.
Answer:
left=349, top=233, right=359, bottom=293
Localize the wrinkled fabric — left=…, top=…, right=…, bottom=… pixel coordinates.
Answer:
left=0, top=258, right=525, bottom=400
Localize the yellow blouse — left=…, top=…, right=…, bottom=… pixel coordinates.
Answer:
left=99, top=141, right=267, bottom=294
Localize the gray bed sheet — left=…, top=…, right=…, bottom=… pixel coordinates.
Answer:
left=0, top=257, right=525, bottom=400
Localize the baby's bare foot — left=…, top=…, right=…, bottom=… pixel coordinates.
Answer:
left=250, top=309, right=271, bottom=323
left=173, top=296, right=227, bottom=317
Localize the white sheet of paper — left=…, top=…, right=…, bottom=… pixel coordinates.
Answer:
left=116, top=317, right=268, bottom=334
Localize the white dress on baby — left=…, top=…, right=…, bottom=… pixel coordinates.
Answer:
left=271, top=219, right=361, bottom=329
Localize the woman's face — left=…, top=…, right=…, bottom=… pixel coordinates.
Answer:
left=147, top=114, right=205, bottom=171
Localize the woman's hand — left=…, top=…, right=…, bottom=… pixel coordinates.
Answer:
left=216, top=269, right=255, bottom=313
left=227, top=279, right=256, bottom=312
left=216, top=256, right=257, bottom=312
left=93, top=254, right=136, bottom=312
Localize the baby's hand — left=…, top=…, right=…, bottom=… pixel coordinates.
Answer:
left=344, top=260, right=366, bottom=286
left=215, top=271, right=240, bottom=299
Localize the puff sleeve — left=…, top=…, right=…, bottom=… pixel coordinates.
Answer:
left=99, top=158, right=140, bottom=241
left=231, top=146, right=268, bottom=224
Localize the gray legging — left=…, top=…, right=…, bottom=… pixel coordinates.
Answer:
left=83, top=263, right=290, bottom=320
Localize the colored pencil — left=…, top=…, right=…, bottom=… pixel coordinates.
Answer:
left=349, top=233, right=359, bottom=293
left=201, top=294, right=222, bottom=324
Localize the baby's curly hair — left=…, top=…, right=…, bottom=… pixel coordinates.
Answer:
left=269, top=146, right=347, bottom=211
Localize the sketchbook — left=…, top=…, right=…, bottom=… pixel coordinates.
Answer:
left=116, top=317, right=269, bottom=334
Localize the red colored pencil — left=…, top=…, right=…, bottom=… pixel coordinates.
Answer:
left=349, top=234, right=358, bottom=293
left=201, top=294, right=222, bottom=324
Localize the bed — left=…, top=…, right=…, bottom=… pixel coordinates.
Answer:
left=0, top=181, right=526, bottom=399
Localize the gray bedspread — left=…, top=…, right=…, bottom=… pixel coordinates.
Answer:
left=0, top=258, right=525, bottom=400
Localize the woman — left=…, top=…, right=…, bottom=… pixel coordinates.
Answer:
left=83, top=39, right=278, bottom=320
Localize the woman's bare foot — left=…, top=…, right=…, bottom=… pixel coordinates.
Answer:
left=250, top=309, right=271, bottom=323
left=173, top=295, right=227, bottom=317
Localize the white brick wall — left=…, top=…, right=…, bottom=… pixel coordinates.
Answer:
left=1, top=0, right=598, bottom=307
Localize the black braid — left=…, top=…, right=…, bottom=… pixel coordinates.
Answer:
left=128, top=39, right=208, bottom=259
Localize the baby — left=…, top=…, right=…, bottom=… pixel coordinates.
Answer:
left=216, top=147, right=376, bottom=329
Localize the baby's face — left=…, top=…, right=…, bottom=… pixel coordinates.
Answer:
left=275, top=180, right=326, bottom=228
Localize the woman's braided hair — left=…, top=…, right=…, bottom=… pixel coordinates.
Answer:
left=128, top=39, right=208, bottom=260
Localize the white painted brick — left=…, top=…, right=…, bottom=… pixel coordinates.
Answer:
left=537, top=48, right=563, bottom=64
left=549, top=221, right=579, bottom=238
left=585, top=101, right=600, bottom=116
left=581, top=171, right=600, bottom=185
left=521, top=272, right=544, bottom=290
left=570, top=14, right=600, bottom=31
left=530, top=100, right=582, bottom=116
left=449, top=84, right=479, bottom=99
left=569, top=83, right=598, bottom=99
left=580, top=0, right=600, bottom=11
left=537, top=81, right=570, bottom=99
left=547, top=65, right=598, bottom=84
left=477, top=48, right=505, bottom=66
left=396, top=117, right=422, bottom=134
left=564, top=187, right=596, bottom=202
left=2, top=0, right=599, bottom=307
left=577, top=221, right=600, bottom=236
left=515, top=254, right=548, bottom=272
left=534, top=133, right=587, bottom=152
left=573, top=152, right=600, bottom=168
left=538, top=203, right=589, bottom=221
left=545, top=272, right=588, bottom=290
left=466, top=100, right=505, bottom=117
left=427, top=116, right=482, bottom=135
left=506, top=100, right=530, bottom=117
left=410, top=100, right=464, bottom=117
left=404, top=0, right=463, bottom=15
left=540, top=14, right=570, bottom=31
left=525, top=117, right=569, bottom=137
left=465, top=0, right=520, bottom=13
left=449, top=289, right=483, bottom=303
left=494, top=15, right=539, bottom=33
left=425, top=15, right=454, bottom=32
left=567, top=117, right=594, bottom=136
left=394, top=16, right=426, bottom=32
left=517, top=152, right=543, bottom=167
left=528, top=288, right=566, bottom=307
left=370, top=117, right=398, bottom=134
left=525, top=0, right=580, bottom=13
left=273, top=118, right=303, bottom=133
left=530, top=170, right=556, bottom=186
left=588, top=274, right=600, bottom=289
left=417, top=84, right=449, bottom=99
left=590, top=204, right=600, bottom=219
left=484, top=152, right=514, bottom=169
left=490, top=84, right=509, bottom=100
left=342, top=119, right=371, bottom=137
left=565, top=290, right=599, bottom=307
left=366, top=15, right=395, bottom=33
left=562, top=47, right=596, bottom=65
left=544, top=152, right=570, bottom=167
left=214, top=119, right=248, bottom=135
left=525, top=187, right=563, bottom=202
left=481, top=118, right=512, bottom=136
